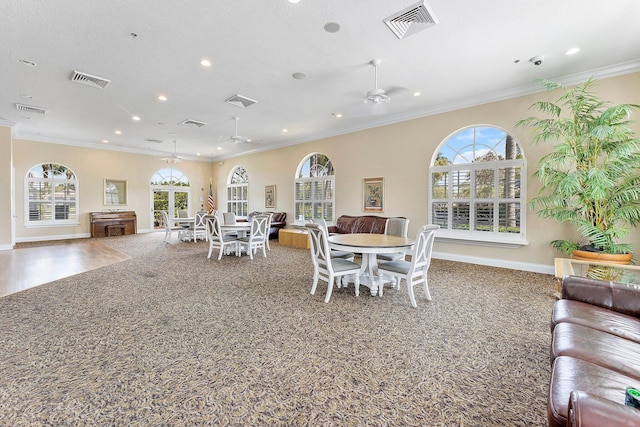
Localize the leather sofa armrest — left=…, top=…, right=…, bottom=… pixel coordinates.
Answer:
left=568, top=391, right=640, bottom=427
left=562, top=276, right=640, bottom=317
left=327, top=225, right=338, bottom=234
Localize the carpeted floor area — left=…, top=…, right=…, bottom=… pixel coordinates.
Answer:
left=0, top=233, right=557, bottom=426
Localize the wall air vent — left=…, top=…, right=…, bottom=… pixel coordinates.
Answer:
left=225, top=94, right=258, bottom=108
left=384, top=1, right=438, bottom=39
left=180, top=119, right=207, bottom=127
left=15, top=103, right=47, bottom=114
left=70, top=70, right=111, bottom=89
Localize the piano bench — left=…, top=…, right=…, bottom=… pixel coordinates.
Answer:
left=106, top=224, right=126, bottom=236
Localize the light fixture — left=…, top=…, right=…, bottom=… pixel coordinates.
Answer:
left=324, top=22, right=340, bottom=33
left=566, top=47, right=580, bottom=55
left=292, top=72, right=307, bottom=80
left=157, top=95, right=167, bottom=101
left=115, top=130, right=122, bottom=135
left=282, top=128, right=288, bottom=133
left=132, top=115, right=141, bottom=121
left=200, top=59, right=212, bottom=67
left=102, top=139, right=109, bottom=143
left=413, top=92, right=421, bottom=97
left=288, top=0, right=300, bottom=3
left=332, top=113, right=342, bottom=118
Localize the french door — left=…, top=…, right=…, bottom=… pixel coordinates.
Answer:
left=152, top=188, right=190, bottom=230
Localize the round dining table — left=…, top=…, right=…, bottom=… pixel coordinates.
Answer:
left=327, top=233, right=414, bottom=296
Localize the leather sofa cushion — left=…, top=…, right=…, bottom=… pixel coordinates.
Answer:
left=551, top=322, right=640, bottom=380
left=567, top=391, right=640, bottom=427
left=552, top=299, right=640, bottom=343
left=334, top=215, right=389, bottom=234
left=562, top=276, right=640, bottom=318
left=548, top=356, right=640, bottom=427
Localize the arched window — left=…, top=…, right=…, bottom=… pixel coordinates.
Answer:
left=25, top=163, right=78, bottom=225
left=429, top=125, right=526, bottom=245
left=151, top=168, right=191, bottom=229
left=294, top=153, right=335, bottom=223
left=227, top=166, right=249, bottom=216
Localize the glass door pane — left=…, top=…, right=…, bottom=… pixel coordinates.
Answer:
left=153, top=190, right=170, bottom=230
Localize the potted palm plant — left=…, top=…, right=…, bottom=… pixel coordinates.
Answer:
left=516, top=78, right=640, bottom=268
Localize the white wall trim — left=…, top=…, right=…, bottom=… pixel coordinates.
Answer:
left=15, top=233, right=92, bottom=243
left=432, top=251, right=555, bottom=275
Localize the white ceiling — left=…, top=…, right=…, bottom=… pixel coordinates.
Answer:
left=2, top=0, right=640, bottom=162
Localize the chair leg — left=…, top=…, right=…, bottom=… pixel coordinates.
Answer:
left=324, top=274, right=334, bottom=303
left=310, top=274, right=319, bottom=295
left=422, top=271, right=432, bottom=300
left=207, top=244, right=213, bottom=259
left=407, top=278, right=418, bottom=308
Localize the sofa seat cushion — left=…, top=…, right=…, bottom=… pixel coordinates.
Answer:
left=551, top=322, right=640, bottom=380
left=552, top=299, right=640, bottom=343
left=549, top=356, right=640, bottom=427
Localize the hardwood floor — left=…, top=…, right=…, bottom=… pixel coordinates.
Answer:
left=0, top=240, right=130, bottom=298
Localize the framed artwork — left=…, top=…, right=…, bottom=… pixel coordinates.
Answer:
left=363, top=177, right=384, bottom=212
left=265, top=185, right=276, bottom=209
left=104, top=179, right=128, bottom=206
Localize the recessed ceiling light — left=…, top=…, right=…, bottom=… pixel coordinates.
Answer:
left=282, top=129, right=288, bottom=133
left=115, top=130, right=122, bottom=135
left=132, top=115, right=141, bottom=121
left=200, top=59, right=212, bottom=67
left=288, top=0, right=300, bottom=3
left=19, top=59, right=37, bottom=67
left=324, top=22, right=341, bottom=33
left=413, top=92, right=421, bottom=97
left=102, top=139, right=109, bottom=143
left=158, top=95, right=167, bottom=101
left=217, top=147, right=222, bottom=151
left=292, top=72, right=307, bottom=80
left=566, top=47, right=580, bottom=55
left=332, top=113, right=342, bottom=118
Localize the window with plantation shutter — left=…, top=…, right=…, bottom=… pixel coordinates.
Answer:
left=294, top=153, right=335, bottom=223
left=227, top=166, right=249, bottom=217
left=25, top=163, right=78, bottom=226
left=429, top=126, right=527, bottom=246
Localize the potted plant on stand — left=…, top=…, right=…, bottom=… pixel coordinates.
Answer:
left=516, top=78, right=640, bottom=279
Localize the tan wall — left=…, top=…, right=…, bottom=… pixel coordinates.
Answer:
left=214, top=72, right=640, bottom=272
left=0, top=126, right=13, bottom=249
left=5, top=72, right=639, bottom=271
left=12, top=140, right=214, bottom=240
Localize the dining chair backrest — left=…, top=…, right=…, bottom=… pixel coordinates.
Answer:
left=206, top=214, right=223, bottom=241
left=312, top=217, right=328, bottom=231
left=237, top=214, right=269, bottom=259
left=307, top=223, right=330, bottom=270
left=412, top=224, right=439, bottom=272
left=161, top=210, right=172, bottom=242
left=206, top=213, right=239, bottom=259
left=223, top=212, right=237, bottom=225
left=385, top=217, right=409, bottom=238
left=192, top=211, right=208, bottom=241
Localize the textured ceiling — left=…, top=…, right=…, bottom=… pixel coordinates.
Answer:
left=1, top=0, right=640, bottom=162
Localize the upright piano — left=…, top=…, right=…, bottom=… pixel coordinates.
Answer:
left=90, top=211, right=137, bottom=238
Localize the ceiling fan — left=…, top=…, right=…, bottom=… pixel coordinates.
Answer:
left=222, top=116, right=251, bottom=144
left=161, top=140, right=184, bottom=164
left=363, top=58, right=398, bottom=105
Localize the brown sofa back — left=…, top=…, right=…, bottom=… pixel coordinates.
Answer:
left=333, top=215, right=391, bottom=234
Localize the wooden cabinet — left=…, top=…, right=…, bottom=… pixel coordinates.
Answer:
left=90, top=211, right=137, bottom=237
left=279, top=228, right=309, bottom=249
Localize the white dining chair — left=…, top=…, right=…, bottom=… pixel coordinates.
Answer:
left=161, top=210, right=183, bottom=242
left=306, top=223, right=361, bottom=303
left=311, top=218, right=355, bottom=261
left=206, top=214, right=239, bottom=260
left=377, top=217, right=410, bottom=262
left=237, top=215, right=268, bottom=259
left=377, top=224, right=439, bottom=308
left=264, top=212, right=273, bottom=251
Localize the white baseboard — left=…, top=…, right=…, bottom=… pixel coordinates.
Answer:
left=15, top=233, right=92, bottom=243
left=432, top=251, right=555, bottom=275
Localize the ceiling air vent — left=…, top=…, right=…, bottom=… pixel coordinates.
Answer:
left=70, top=70, right=111, bottom=89
left=15, top=103, right=47, bottom=114
left=384, top=1, right=438, bottom=39
left=225, top=94, right=258, bottom=108
left=144, top=138, right=164, bottom=143
left=180, top=119, right=207, bottom=127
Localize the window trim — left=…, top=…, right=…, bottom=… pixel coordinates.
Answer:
left=25, top=163, right=79, bottom=227
left=428, top=125, right=527, bottom=246
left=226, top=166, right=249, bottom=217
left=294, top=153, right=335, bottom=224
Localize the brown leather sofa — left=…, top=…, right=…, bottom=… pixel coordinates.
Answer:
left=548, top=276, right=640, bottom=426
left=327, top=214, right=399, bottom=235
left=245, top=211, right=286, bottom=239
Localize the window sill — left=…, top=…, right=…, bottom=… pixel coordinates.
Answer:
left=435, top=232, right=528, bottom=249
left=25, top=222, right=80, bottom=228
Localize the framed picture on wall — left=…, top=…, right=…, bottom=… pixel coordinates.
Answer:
left=265, top=185, right=276, bottom=209
left=104, top=179, right=128, bottom=206
left=363, top=177, right=384, bottom=212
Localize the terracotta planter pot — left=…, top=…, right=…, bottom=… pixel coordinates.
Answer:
left=572, top=249, right=633, bottom=265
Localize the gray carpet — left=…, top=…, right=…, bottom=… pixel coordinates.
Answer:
left=0, top=233, right=557, bottom=426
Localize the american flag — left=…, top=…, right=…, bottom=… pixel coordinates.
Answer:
left=207, top=181, right=215, bottom=213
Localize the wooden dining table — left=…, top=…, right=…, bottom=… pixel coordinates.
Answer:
left=327, top=233, right=414, bottom=296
